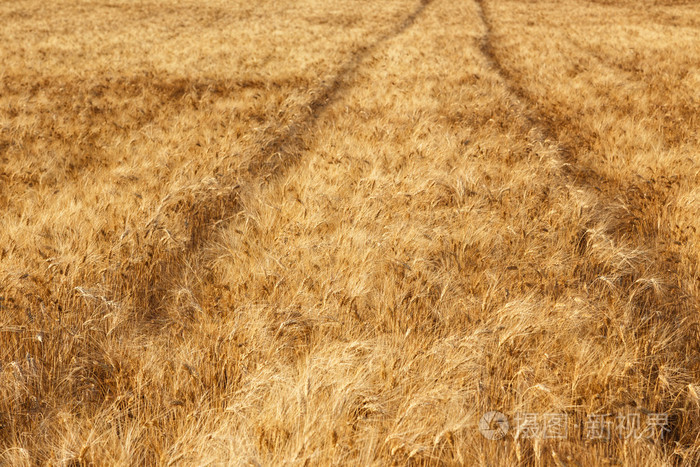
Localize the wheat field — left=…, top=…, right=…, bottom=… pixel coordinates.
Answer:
left=1, top=0, right=699, bottom=465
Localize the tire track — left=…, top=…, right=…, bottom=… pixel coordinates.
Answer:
left=475, top=0, right=690, bottom=303
left=474, top=1, right=683, bottom=258
left=474, top=0, right=699, bottom=452
left=475, top=0, right=606, bottom=190
left=113, top=0, right=436, bottom=325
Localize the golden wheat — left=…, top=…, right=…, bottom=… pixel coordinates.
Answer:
left=0, top=0, right=698, bottom=464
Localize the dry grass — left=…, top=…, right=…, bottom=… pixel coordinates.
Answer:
left=1, top=0, right=699, bottom=464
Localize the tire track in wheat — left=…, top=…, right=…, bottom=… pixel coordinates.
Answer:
left=115, top=0, right=436, bottom=325
left=475, top=0, right=691, bottom=305
left=475, top=0, right=699, bottom=448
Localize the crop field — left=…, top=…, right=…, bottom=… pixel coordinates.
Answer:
left=1, top=0, right=699, bottom=464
